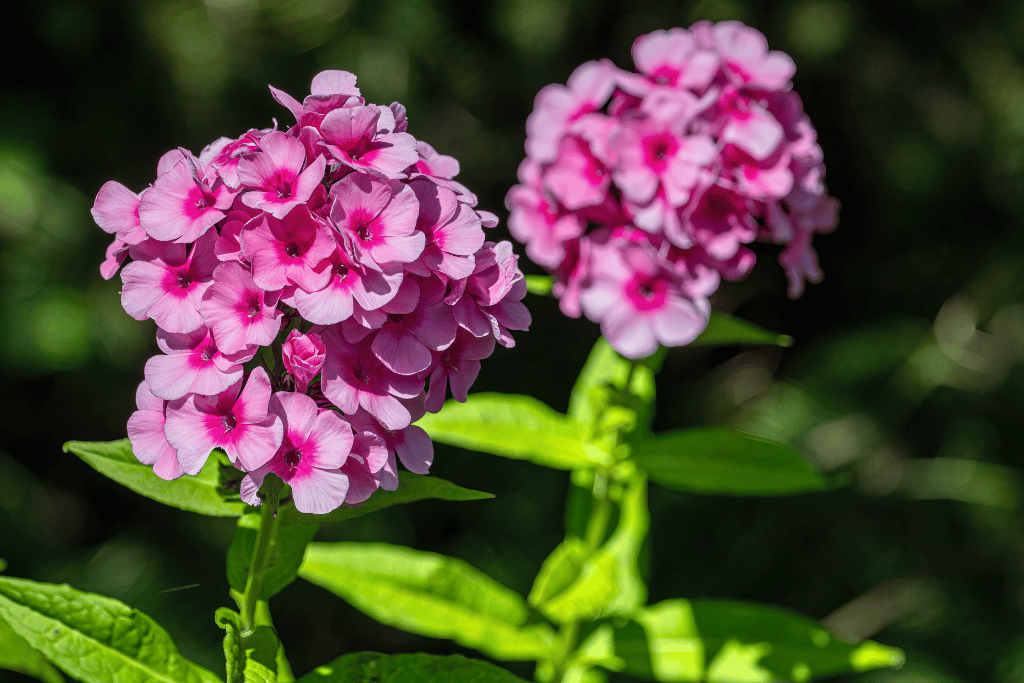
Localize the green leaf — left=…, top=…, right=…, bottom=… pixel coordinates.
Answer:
left=0, top=575, right=220, bottom=683
left=611, top=599, right=904, bottom=682
left=299, top=542, right=556, bottom=661
left=417, top=394, right=602, bottom=470
left=568, top=338, right=660, bottom=435
left=525, top=275, right=554, bottom=296
left=63, top=439, right=244, bottom=517
left=295, top=652, right=530, bottom=683
left=0, top=612, right=64, bottom=683
left=536, top=550, right=618, bottom=624
left=227, top=511, right=318, bottom=601
left=217, top=608, right=280, bottom=683
left=690, top=313, right=793, bottom=348
left=632, top=428, right=827, bottom=496
left=600, top=473, right=649, bottom=615
left=528, top=537, right=589, bottom=609
left=291, top=472, right=493, bottom=524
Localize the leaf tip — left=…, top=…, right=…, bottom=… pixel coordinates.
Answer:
left=61, top=441, right=75, bottom=454
left=778, top=334, right=795, bottom=347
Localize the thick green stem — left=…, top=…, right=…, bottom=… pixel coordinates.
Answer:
left=241, top=493, right=281, bottom=635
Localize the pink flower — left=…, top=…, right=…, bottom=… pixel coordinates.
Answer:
left=139, top=154, right=233, bottom=243
left=411, top=178, right=485, bottom=280
left=632, top=28, right=719, bottom=91
left=240, top=392, right=353, bottom=514
left=144, top=326, right=257, bottom=401
left=120, top=230, right=219, bottom=334
left=320, top=330, right=424, bottom=430
left=282, top=329, right=326, bottom=393
left=240, top=204, right=336, bottom=292
left=200, top=262, right=284, bottom=354
left=92, top=181, right=147, bottom=245
left=369, top=282, right=458, bottom=376
left=315, top=104, right=419, bottom=178
left=282, top=246, right=403, bottom=325
left=425, top=329, right=495, bottom=412
left=100, top=237, right=129, bottom=280
left=329, top=173, right=424, bottom=269
left=200, top=130, right=266, bottom=189
left=164, top=367, right=283, bottom=474
left=414, top=141, right=460, bottom=179
left=348, top=406, right=433, bottom=475
left=126, top=381, right=184, bottom=481
left=238, top=131, right=327, bottom=219
left=704, top=20, right=796, bottom=90
left=452, top=241, right=532, bottom=347
left=581, top=232, right=714, bottom=359
left=339, top=427, right=390, bottom=504
left=526, top=60, right=618, bottom=164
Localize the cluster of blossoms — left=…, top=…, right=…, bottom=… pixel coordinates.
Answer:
left=507, top=21, right=839, bottom=358
left=93, top=70, right=529, bottom=514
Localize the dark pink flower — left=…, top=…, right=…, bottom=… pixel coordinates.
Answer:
left=282, top=246, right=403, bottom=325
left=632, top=28, right=719, bottom=91
left=240, top=204, right=336, bottom=292
left=120, top=230, right=219, bottom=333
left=315, top=104, right=419, bottom=178
left=238, top=131, right=327, bottom=219
left=411, top=178, right=485, bottom=280
left=144, top=326, right=257, bottom=401
left=329, top=173, right=424, bottom=269
left=282, top=329, right=326, bottom=393
left=164, top=367, right=283, bottom=474
left=240, top=392, right=353, bottom=514
left=139, top=154, right=233, bottom=243
left=526, top=60, right=618, bottom=164
left=200, top=262, right=284, bottom=354
left=348, top=405, right=433, bottom=475
left=320, top=330, right=424, bottom=430
left=425, top=329, right=495, bottom=413
left=126, top=381, right=184, bottom=481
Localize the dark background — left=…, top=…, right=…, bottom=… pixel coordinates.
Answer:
left=2, top=0, right=1023, bottom=681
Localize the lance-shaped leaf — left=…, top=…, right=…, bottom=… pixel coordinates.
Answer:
left=0, top=613, right=64, bottom=683
left=568, top=338, right=660, bottom=434
left=417, top=394, right=601, bottom=470
left=632, top=429, right=827, bottom=496
left=534, top=549, right=618, bottom=624
left=63, top=439, right=244, bottom=517
left=611, top=599, right=904, bottom=682
left=299, top=542, right=556, bottom=661
left=690, top=313, right=793, bottom=348
left=0, top=575, right=221, bottom=683
left=295, top=652, right=529, bottom=682
left=290, top=472, right=492, bottom=524
left=227, top=511, right=319, bottom=601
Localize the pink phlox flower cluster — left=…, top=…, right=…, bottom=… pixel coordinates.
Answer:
left=94, top=70, right=529, bottom=514
left=506, top=21, right=838, bottom=358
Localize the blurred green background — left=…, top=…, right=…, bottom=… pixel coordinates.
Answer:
left=3, top=0, right=1024, bottom=681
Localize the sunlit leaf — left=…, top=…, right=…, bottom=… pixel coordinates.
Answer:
left=295, top=652, right=529, bottom=683
left=691, top=313, right=793, bottom=348
left=599, top=473, right=649, bottom=615
left=0, top=575, right=220, bottom=683
left=611, top=599, right=904, bottom=682
left=299, top=542, right=556, bottom=661
left=290, top=472, right=492, bottom=524
left=632, top=429, right=827, bottom=496
left=0, top=612, right=64, bottom=683
left=536, top=550, right=618, bottom=624
left=417, top=393, right=602, bottom=470
left=63, top=439, right=244, bottom=517
left=227, top=511, right=319, bottom=601
left=529, top=537, right=588, bottom=608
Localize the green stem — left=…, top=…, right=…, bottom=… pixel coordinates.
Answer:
left=241, top=493, right=281, bottom=635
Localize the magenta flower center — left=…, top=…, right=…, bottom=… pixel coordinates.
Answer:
left=200, top=343, right=216, bottom=362
left=283, top=448, right=302, bottom=472
left=355, top=221, right=372, bottom=240
left=353, top=364, right=370, bottom=383
left=246, top=294, right=261, bottom=318
left=335, top=263, right=349, bottom=280
left=176, top=271, right=192, bottom=289
left=626, top=274, right=668, bottom=311
left=388, top=313, right=405, bottom=324
left=221, top=413, right=237, bottom=431
left=285, top=242, right=301, bottom=258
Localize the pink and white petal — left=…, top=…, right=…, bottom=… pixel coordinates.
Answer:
left=163, top=397, right=221, bottom=475
left=226, top=414, right=284, bottom=471
left=236, top=367, right=274, bottom=424
left=601, top=305, right=659, bottom=359
left=307, top=410, right=354, bottom=469
left=652, top=296, right=709, bottom=347
left=270, top=391, right=320, bottom=445
left=292, top=155, right=327, bottom=201
left=291, top=469, right=350, bottom=514
left=147, top=292, right=205, bottom=334
left=92, top=181, right=140, bottom=234
left=126, top=410, right=174, bottom=466
left=152, top=448, right=185, bottom=480
left=353, top=430, right=389, bottom=472
left=340, top=462, right=379, bottom=504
